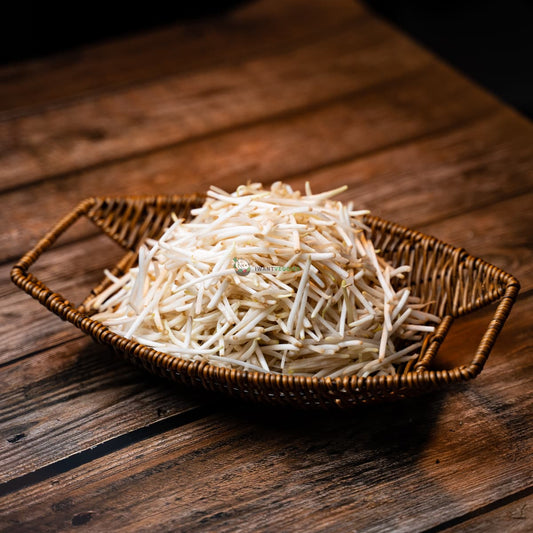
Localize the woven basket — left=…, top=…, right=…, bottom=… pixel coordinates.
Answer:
left=11, top=195, right=520, bottom=409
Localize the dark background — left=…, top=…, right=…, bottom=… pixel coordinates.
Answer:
left=2, top=0, right=532, bottom=119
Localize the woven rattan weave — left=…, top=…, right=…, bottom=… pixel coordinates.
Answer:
left=11, top=195, right=520, bottom=409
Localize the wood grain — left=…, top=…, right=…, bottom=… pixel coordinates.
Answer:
left=0, top=335, right=206, bottom=485
left=420, top=193, right=533, bottom=291
left=0, top=18, right=431, bottom=191
left=0, top=233, right=127, bottom=365
left=0, top=294, right=530, bottom=531
left=1, top=0, right=531, bottom=530
left=0, top=0, right=363, bottom=117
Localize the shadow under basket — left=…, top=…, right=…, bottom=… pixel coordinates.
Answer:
left=11, top=195, right=520, bottom=409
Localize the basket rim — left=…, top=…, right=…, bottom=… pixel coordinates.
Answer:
left=10, top=194, right=521, bottom=407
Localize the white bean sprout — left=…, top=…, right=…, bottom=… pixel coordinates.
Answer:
left=92, top=182, right=439, bottom=378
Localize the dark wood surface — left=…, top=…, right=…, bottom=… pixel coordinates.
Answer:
left=1, top=1, right=532, bottom=531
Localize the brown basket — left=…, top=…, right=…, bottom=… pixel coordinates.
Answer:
left=11, top=195, right=520, bottom=409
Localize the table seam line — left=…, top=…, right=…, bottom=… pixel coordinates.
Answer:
left=0, top=404, right=214, bottom=498
left=421, top=485, right=533, bottom=533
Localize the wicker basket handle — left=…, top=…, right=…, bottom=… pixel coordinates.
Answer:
left=10, top=198, right=98, bottom=326
left=415, top=280, right=520, bottom=379
left=462, top=282, right=520, bottom=378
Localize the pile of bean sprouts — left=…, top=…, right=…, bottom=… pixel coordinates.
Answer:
left=92, top=182, right=440, bottom=378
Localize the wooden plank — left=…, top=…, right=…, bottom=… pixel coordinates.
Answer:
left=0, top=18, right=433, bottom=192
left=0, top=64, right=503, bottom=264
left=288, top=112, right=533, bottom=228
left=419, top=193, right=533, bottom=291
left=443, top=493, right=533, bottom=533
left=0, top=333, right=207, bottom=485
left=0, top=293, right=530, bottom=531
left=0, top=233, right=128, bottom=365
left=0, top=189, right=529, bottom=485
left=0, top=0, right=364, bottom=117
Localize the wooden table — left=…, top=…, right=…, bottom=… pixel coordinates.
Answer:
left=1, top=1, right=531, bottom=531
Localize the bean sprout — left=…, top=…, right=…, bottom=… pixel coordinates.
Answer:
left=92, top=182, right=440, bottom=378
